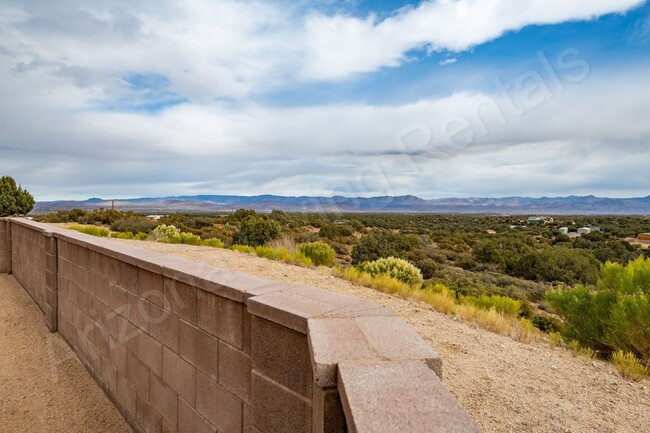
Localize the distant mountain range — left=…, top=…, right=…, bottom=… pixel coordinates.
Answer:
left=32, top=194, right=650, bottom=215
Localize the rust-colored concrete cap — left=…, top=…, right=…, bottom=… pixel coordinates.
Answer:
left=338, top=360, right=482, bottom=433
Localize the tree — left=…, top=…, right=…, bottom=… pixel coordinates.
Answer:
left=236, top=216, right=282, bottom=246
left=0, top=176, right=34, bottom=216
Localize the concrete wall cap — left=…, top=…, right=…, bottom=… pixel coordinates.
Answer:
left=338, top=360, right=482, bottom=433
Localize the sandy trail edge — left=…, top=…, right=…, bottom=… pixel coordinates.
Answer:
left=0, top=274, right=131, bottom=433
left=120, top=239, right=649, bottom=433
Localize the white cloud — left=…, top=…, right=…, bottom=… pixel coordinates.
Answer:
left=301, top=0, right=644, bottom=80
left=439, top=57, right=457, bottom=66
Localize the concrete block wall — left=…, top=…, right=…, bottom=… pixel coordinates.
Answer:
left=9, top=219, right=58, bottom=331
left=3, top=218, right=482, bottom=433
left=0, top=218, right=8, bottom=273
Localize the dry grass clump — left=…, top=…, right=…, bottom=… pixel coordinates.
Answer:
left=611, top=350, right=648, bottom=381
left=336, top=267, right=534, bottom=341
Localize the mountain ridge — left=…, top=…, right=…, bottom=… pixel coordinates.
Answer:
left=32, top=194, right=650, bottom=215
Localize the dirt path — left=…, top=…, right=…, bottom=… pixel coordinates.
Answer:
left=0, top=274, right=131, bottom=433
left=122, top=240, right=650, bottom=433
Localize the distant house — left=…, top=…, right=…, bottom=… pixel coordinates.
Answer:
left=639, top=233, right=650, bottom=241
left=528, top=217, right=544, bottom=225
left=486, top=229, right=497, bottom=235
left=333, top=219, right=349, bottom=225
left=146, top=215, right=165, bottom=220
left=577, top=227, right=591, bottom=235
left=590, top=226, right=604, bottom=233
left=558, top=227, right=569, bottom=235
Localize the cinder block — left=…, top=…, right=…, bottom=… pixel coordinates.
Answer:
left=109, top=337, right=128, bottom=373
left=110, top=282, right=129, bottom=312
left=252, top=370, right=311, bottom=433
left=117, top=315, right=141, bottom=355
left=118, top=261, right=139, bottom=293
left=196, top=371, right=242, bottom=433
left=179, top=321, right=219, bottom=381
left=127, top=350, right=150, bottom=398
left=94, top=322, right=111, bottom=356
left=178, top=398, right=217, bottom=433
left=128, top=292, right=150, bottom=332
left=117, top=373, right=137, bottom=416
left=150, top=371, right=178, bottom=427
left=102, top=255, right=119, bottom=283
left=139, top=332, right=163, bottom=377
left=162, top=419, right=177, bottom=433
left=136, top=391, right=163, bottom=433
left=162, top=347, right=196, bottom=406
left=197, top=290, right=243, bottom=349
left=219, top=341, right=251, bottom=403
left=150, top=303, right=179, bottom=353
left=165, top=278, right=197, bottom=325
left=251, top=316, right=312, bottom=398
left=139, top=269, right=165, bottom=307
left=101, top=355, right=118, bottom=395
left=103, top=303, right=119, bottom=338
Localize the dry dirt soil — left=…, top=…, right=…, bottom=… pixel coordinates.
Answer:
left=121, top=239, right=650, bottom=433
left=0, top=273, right=131, bottom=433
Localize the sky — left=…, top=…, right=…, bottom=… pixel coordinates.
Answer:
left=0, top=0, right=649, bottom=201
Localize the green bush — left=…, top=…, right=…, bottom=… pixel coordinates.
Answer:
left=180, top=232, right=202, bottom=245
left=111, top=217, right=158, bottom=234
left=111, top=231, right=135, bottom=239
left=134, top=232, right=149, bottom=241
left=0, top=176, right=34, bottom=216
left=356, top=257, right=423, bottom=287
left=298, top=241, right=336, bottom=266
left=546, top=257, right=650, bottom=363
left=202, top=238, right=225, bottom=248
left=150, top=224, right=182, bottom=242
left=254, top=246, right=312, bottom=267
left=531, top=314, right=564, bottom=333
left=69, top=225, right=110, bottom=237
left=460, top=294, right=521, bottom=317
left=236, top=216, right=282, bottom=246
left=351, top=230, right=419, bottom=264
left=611, top=350, right=648, bottom=381
left=230, top=244, right=256, bottom=254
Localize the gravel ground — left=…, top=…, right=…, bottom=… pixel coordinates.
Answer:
left=0, top=274, right=131, bottom=433
left=121, top=239, right=650, bottom=433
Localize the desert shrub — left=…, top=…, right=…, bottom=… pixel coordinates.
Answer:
left=202, top=238, right=225, bottom=248
left=337, top=267, right=416, bottom=299
left=548, top=332, right=563, bottom=348
left=611, top=350, right=648, bottom=381
left=134, top=232, right=149, bottom=241
left=298, top=241, right=336, bottom=266
left=546, top=257, right=650, bottom=363
left=150, top=224, right=182, bottom=242
left=69, top=225, right=110, bottom=237
left=0, top=176, right=34, bottom=216
left=516, top=318, right=536, bottom=343
left=111, top=231, right=135, bottom=239
left=230, top=244, right=256, bottom=254
left=531, top=314, right=564, bottom=333
left=236, top=216, right=282, bottom=246
left=254, top=246, right=312, bottom=267
left=351, top=230, right=419, bottom=264
left=111, top=217, right=158, bottom=234
left=356, top=257, right=423, bottom=287
left=180, top=232, right=202, bottom=245
left=460, top=294, right=521, bottom=317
